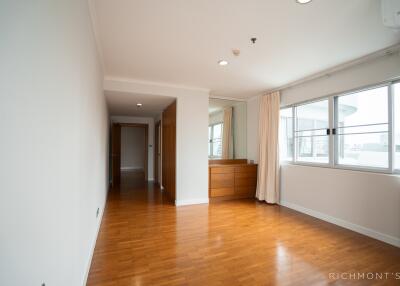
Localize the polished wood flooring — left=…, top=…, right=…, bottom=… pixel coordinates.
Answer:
left=87, top=171, right=400, bottom=285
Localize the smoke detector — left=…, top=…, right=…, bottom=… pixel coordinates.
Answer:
left=232, top=49, right=240, bottom=56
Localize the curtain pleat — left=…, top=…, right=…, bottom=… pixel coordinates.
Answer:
left=256, top=91, right=280, bottom=203
left=222, top=107, right=232, bottom=159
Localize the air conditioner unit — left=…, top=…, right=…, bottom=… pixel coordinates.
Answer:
left=382, top=0, right=400, bottom=29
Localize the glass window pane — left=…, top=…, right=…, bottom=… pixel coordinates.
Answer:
left=297, top=135, right=329, bottom=163
left=296, top=100, right=329, bottom=131
left=336, top=86, right=389, bottom=169
left=213, top=123, right=222, bottom=139
left=337, top=133, right=388, bottom=168
left=280, top=108, right=293, bottom=161
left=395, top=83, right=400, bottom=170
left=337, top=86, right=388, bottom=127
left=295, top=99, right=329, bottom=163
left=213, top=140, right=222, bottom=157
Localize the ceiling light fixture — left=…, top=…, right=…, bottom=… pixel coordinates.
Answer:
left=296, top=0, right=312, bottom=4
left=136, top=103, right=142, bottom=107
left=218, top=60, right=228, bottom=66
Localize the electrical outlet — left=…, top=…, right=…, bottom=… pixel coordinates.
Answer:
left=96, top=207, right=100, bottom=218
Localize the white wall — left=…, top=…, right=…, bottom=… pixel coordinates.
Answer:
left=111, top=116, right=155, bottom=180
left=121, top=127, right=145, bottom=171
left=279, top=52, right=400, bottom=247
left=280, top=164, right=400, bottom=246
left=176, top=94, right=209, bottom=205
left=105, top=79, right=209, bottom=206
left=0, top=1, right=109, bottom=285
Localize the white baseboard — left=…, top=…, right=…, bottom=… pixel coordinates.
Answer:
left=280, top=200, right=400, bottom=248
left=82, top=195, right=107, bottom=286
left=175, top=198, right=209, bottom=206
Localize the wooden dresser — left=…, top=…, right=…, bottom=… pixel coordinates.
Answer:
left=209, top=160, right=258, bottom=201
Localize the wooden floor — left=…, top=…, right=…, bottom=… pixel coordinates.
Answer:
left=87, top=171, right=400, bottom=285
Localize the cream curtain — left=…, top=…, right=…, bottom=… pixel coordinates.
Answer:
left=222, top=107, right=232, bottom=159
left=256, top=91, right=280, bottom=203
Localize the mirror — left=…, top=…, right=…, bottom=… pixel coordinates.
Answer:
left=209, top=98, right=247, bottom=159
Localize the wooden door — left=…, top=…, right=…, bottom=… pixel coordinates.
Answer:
left=154, top=121, right=161, bottom=184
left=162, top=101, right=176, bottom=201
left=111, top=123, right=121, bottom=187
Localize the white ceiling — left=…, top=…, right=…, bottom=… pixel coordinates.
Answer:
left=105, top=90, right=175, bottom=117
left=93, top=0, right=400, bottom=99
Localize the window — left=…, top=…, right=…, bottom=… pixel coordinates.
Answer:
left=279, top=80, right=400, bottom=174
left=395, top=83, right=400, bottom=170
left=209, top=123, right=223, bottom=158
left=295, top=99, right=329, bottom=163
left=279, top=108, right=293, bottom=161
left=336, top=86, right=389, bottom=169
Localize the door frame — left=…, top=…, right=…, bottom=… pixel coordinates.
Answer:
left=112, top=123, right=149, bottom=183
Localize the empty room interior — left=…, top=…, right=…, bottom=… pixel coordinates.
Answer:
left=2, top=0, right=400, bottom=285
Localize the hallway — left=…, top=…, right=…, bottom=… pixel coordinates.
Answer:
left=87, top=173, right=400, bottom=286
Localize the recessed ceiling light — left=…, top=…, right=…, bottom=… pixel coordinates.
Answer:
left=296, top=0, right=312, bottom=4
left=218, top=60, right=228, bottom=66
left=136, top=103, right=142, bottom=107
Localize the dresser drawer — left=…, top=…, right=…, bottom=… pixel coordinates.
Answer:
left=235, top=174, right=257, bottom=188
left=234, top=165, right=258, bottom=174
left=210, top=173, right=234, bottom=189
left=235, top=171, right=257, bottom=179
left=208, top=163, right=258, bottom=201
left=235, top=186, right=256, bottom=196
left=210, top=166, right=235, bottom=174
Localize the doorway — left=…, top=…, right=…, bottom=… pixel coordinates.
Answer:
left=111, top=123, right=149, bottom=188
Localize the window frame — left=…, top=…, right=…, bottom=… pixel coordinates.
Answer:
left=279, top=107, right=294, bottom=162
left=333, top=84, right=391, bottom=172
left=393, top=82, right=400, bottom=174
left=208, top=122, right=223, bottom=158
left=279, top=79, right=400, bottom=175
